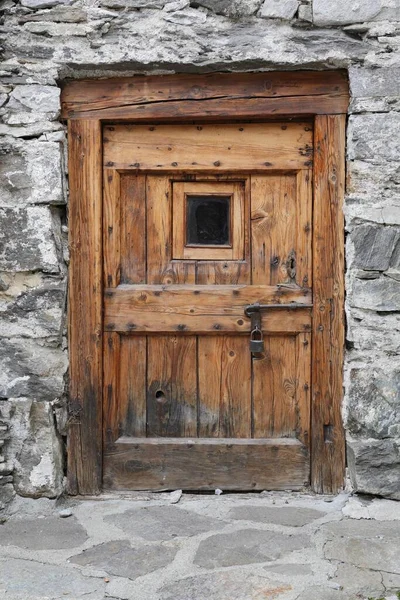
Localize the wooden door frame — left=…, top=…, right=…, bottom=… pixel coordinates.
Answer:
left=61, top=70, right=348, bottom=495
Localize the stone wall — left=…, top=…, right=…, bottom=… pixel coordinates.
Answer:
left=0, top=0, right=399, bottom=506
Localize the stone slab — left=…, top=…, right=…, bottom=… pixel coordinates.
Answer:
left=350, top=225, right=400, bottom=271
left=351, top=277, right=400, bottom=312
left=0, top=558, right=104, bottom=600
left=159, top=571, right=291, bottom=600
left=105, top=505, right=226, bottom=541
left=333, top=563, right=385, bottom=596
left=296, top=587, right=352, bottom=600
left=323, top=519, right=400, bottom=573
left=0, top=515, right=87, bottom=549
left=194, top=529, right=311, bottom=568
left=70, top=539, right=178, bottom=580
left=348, top=114, right=400, bottom=163
left=313, top=0, right=382, bottom=26
left=229, top=506, right=325, bottom=527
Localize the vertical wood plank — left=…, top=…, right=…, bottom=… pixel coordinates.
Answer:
left=296, top=170, right=313, bottom=289
left=251, top=174, right=298, bottom=285
left=103, top=332, right=121, bottom=448
left=68, top=119, right=103, bottom=495
left=198, top=336, right=251, bottom=438
left=147, top=335, right=197, bottom=437
left=103, top=168, right=121, bottom=288
left=147, top=175, right=171, bottom=284
left=120, top=174, right=146, bottom=284
left=119, top=336, right=147, bottom=437
left=312, top=114, right=346, bottom=494
left=296, top=332, right=311, bottom=447
left=253, top=336, right=297, bottom=438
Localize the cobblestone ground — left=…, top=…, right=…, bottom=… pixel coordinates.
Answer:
left=0, top=492, right=399, bottom=600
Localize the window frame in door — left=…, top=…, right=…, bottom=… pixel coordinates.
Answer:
left=61, top=70, right=348, bottom=496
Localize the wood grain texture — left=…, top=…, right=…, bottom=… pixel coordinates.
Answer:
left=67, top=119, right=103, bottom=495
left=62, top=71, right=349, bottom=119
left=103, top=123, right=313, bottom=171
left=120, top=174, right=146, bottom=284
left=103, top=331, right=121, bottom=448
left=253, top=336, right=297, bottom=439
left=311, top=115, right=346, bottom=494
left=104, top=284, right=312, bottom=333
left=119, top=335, right=147, bottom=438
left=103, top=169, right=121, bottom=288
left=198, top=336, right=251, bottom=438
left=103, top=437, right=309, bottom=491
left=147, top=335, right=197, bottom=437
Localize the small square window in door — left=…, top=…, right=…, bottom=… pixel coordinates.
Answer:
left=172, top=181, right=245, bottom=260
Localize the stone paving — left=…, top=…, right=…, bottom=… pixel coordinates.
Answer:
left=0, top=492, right=399, bottom=600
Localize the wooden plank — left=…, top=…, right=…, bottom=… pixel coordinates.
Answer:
left=119, top=335, right=147, bottom=438
left=103, top=437, right=309, bottom=491
left=296, top=332, right=311, bottom=447
left=253, top=336, right=297, bottom=438
left=67, top=119, right=103, bottom=495
left=103, top=168, right=120, bottom=288
left=104, top=284, right=312, bottom=333
left=120, top=174, right=146, bottom=284
left=251, top=173, right=304, bottom=285
left=296, top=170, right=313, bottom=289
left=312, top=114, right=346, bottom=494
left=147, top=335, right=197, bottom=437
left=62, top=71, right=349, bottom=118
left=198, top=336, right=251, bottom=438
left=103, top=123, right=313, bottom=171
left=103, top=332, right=121, bottom=448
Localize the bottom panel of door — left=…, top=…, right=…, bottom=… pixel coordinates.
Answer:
left=103, top=437, right=309, bottom=491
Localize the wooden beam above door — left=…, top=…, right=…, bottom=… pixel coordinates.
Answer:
left=61, top=70, right=349, bottom=121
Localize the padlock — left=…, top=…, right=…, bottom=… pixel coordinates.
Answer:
left=249, top=327, right=264, bottom=354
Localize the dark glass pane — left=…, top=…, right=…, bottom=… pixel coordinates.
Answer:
left=186, top=195, right=230, bottom=246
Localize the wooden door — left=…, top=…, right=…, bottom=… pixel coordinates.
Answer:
left=102, top=122, right=314, bottom=491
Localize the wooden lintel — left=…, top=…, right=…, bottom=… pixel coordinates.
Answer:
left=61, top=71, right=349, bottom=121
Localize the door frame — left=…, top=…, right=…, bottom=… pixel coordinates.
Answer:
left=61, top=70, right=348, bottom=495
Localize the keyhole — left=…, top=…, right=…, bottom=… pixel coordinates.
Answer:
left=155, top=389, right=167, bottom=404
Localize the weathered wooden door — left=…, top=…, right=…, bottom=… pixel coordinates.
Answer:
left=102, top=121, right=313, bottom=491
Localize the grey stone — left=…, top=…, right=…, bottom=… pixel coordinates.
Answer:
left=0, top=282, right=66, bottom=338
left=191, top=0, right=262, bottom=17
left=159, top=571, right=289, bottom=600
left=323, top=519, right=400, bottom=573
left=350, top=66, right=400, bottom=98
left=59, top=508, right=73, bottom=517
left=296, top=587, right=351, bottom=600
left=345, top=368, right=400, bottom=439
left=298, top=4, right=312, bottom=21
left=351, top=225, right=400, bottom=271
left=0, top=338, right=67, bottom=400
left=70, top=539, right=177, bottom=580
left=5, top=399, right=64, bottom=498
left=347, top=160, right=400, bottom=204
left=260, top=0, right=299, bottom=19
left=347, top=437, right=400, bottom=500
left=313, top=0, right=382, bottom=26
left=19, top=7, right=87, bottom=22
left=194, top=529, right=311, bottom=568
left=332, top=563, right=384, bottom=596
left=0, top=207, right=60, bottom=272
left=264, top=563, right=313, bottom=576
left=382, top=572, right=400, bottom=590
left=351, top=277, right=400, bottom=312
left=105, top=505, right=226, bottom=541
left=229, top=506, right=325, bottom=526
left=100, top=0, right=164, bottom=7
left=7, top=85, right=60, bottom=115
left=21, top=0, right=72, bottom=8
left=0, top=558, right=104, bottom=600
left=0, top=139, right=63, bottom=206
left=348, top=114, right=400, bottom=163
left=0, top=515, right=87, bottom=549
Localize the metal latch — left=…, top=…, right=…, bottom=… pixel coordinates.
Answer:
left=244, top=302, right=313, bottom=357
